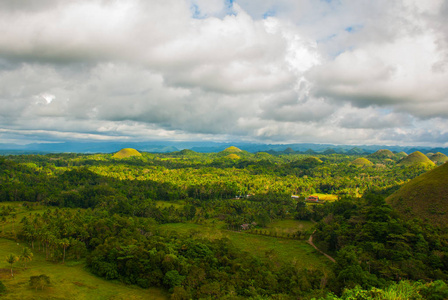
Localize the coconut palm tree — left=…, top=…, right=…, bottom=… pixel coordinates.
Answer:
left=20, top=247, right=33, bottom=269
left=6, top=254, right=18, bottom=277
left=60, top=238, right=70, bottom=263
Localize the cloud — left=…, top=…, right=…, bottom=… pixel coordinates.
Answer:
left=0, top=0, right=447, bottom=147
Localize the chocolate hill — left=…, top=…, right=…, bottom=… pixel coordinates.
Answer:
left=386, top=162, right=448, bottom=228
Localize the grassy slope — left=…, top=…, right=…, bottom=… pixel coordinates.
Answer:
left=159, top=221, right=331, bottom=270
left=112, top=148, right=142, bottom=159
left=351, top=157, right=373, bottom=166
left=0, top=238, right=167, bottom=300
left=386, top=162, right=448, bottom=228
left=397, top=151, right=435, bottom=167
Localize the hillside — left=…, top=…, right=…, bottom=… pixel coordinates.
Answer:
left=386, top=162, right=448, bottom=228
left=429, top=152, right=448, bottom=165
left=223, top=146, right=243, bottom=153
left=397, top=151, right=435, bottom=167
left=351, top=157, right=373, bottom=167
left=112, top=148, right=142, bottom=158
left=368, top=149, right=395, bottom=159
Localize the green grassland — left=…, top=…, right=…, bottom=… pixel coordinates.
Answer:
left=0, top=238, right=167, bottom=300
left=155, top=200, right=185, bottom=209
left=159, top=220, right=331, bottom=271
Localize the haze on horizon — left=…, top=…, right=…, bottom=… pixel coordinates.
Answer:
left=0, top=0, right=447, bottom=148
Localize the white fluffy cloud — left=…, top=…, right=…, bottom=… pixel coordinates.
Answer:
left=0, top=0, right=447, bottom=147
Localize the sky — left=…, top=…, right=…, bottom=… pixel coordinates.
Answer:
left=1, top=0, right=448, bottom=147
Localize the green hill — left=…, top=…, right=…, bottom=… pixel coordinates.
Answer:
left=173, top=149, right=198, bottom=156
left=223, top=146, right=243, bottom=153
left=283, top=147, right=295, bottom=154
left=351, top=157, right=373, bottom=167
left=347, top=147, right=365, bottom=155
left=291, top=156, right=323, bottom=169
left=386, top=162, right=448, bottom=228
left=429, top=152, right=448, bottom=165
left=397, top=151, right=435, bottom=167
left=396, top=151, right=408, bottom=159
left=368, top=149, right=395, bottom=159
left=112, top=148, right=142, bottom=158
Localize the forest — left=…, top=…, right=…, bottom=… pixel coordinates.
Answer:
left=0, top=147, right=447, bottom=299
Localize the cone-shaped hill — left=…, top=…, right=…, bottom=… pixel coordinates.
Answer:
left=396, top=151, right=408, bottom=159
left=397, top=151, right=435, bottom=167
left=172, top=149, right=198, bottom=156
left=223, top=146, right=243, bottom=153
left=283, top=147, right=295, bottom=154
left=351, top=157, right=374, bottom=167
left=429, top=152, right=448, bottom=165
left=113, top=148, right=142, bottom=158
left=368, top=149, right=395, bottom=159
left=386, top=162, right=448, bottom=228
left=290, top=156, right=323, bottom=169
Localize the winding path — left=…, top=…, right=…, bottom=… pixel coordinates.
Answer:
left=308, top=221, right=336, bottom=263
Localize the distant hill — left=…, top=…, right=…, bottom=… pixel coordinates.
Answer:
left=368, top=149, right=395, bottom=159
left=172, top=149, right=198, bottom=156
left=396, top=151, right=408, bottom=159
left=397, top=151, right=435, bottom=167
left=351, top=157, right=373, bottom=167
left=429, top=152, right=448, bottom=165
left=323, top=148, right=337, bottom=155
left=347, top=147, right=367, bottom=155
left=386, top=162, right=448, bottom=228
left=223, top=146, right=243, bottom=153
left=283, top=147, right=295, bottom=154
left=113, top=148, right=142, bottom=158
left=291, top=156, right=323, bottom=169
left=1, top=141, right=447, bottom=155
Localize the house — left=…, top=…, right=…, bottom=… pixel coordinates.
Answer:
left=306, top=195, right=319, bottom=202
left=241, top=224, right=250, bottom=230
left=291, top=195, right=300, bottom=199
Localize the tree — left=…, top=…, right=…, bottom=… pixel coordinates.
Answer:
left=29, top=274, right=51, bottom=290
left=20, top=247, right=33, bottom=269
left=0, top=280, right=6, bottom=294
left=59, top=238, right=70, bottom=263
left=5, top=254, right=19, bottom=277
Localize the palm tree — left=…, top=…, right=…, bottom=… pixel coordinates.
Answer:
left=60, top=238, right=70, bottom=263
left=20, top=247, right=33, bottom=269
left=6, top=254, right=18, bottom=277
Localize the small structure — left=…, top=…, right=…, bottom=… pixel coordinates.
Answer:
left=305, top=196, right=319, bottom=203
left=291, top=195, right=300, bottom=199
left=241, top=224, right=250, bottom=230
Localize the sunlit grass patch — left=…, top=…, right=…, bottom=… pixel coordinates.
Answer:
left=0, top=238, right=167, bottom=300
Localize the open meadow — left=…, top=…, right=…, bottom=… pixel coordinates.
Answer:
left=0, top=238, right=167, bottom=300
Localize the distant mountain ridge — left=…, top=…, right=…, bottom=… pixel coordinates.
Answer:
left=0, top=141, right=447, bottom=155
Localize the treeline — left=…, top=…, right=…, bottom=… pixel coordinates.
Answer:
left=18, top=208, right=329, bottom=299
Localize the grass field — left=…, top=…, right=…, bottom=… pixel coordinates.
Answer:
left=155, top=200, right=185, bottom=209
left=309, top=193, right=338, bottom=202
left=159, top=221, right=331, bottom=271
left=0, top=238, right=168, bottom=300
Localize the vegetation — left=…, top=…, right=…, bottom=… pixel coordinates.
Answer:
left=387, top=162, right=448, bottom=228
left=368, top=149, right=395, bottom=159
left=397, top=151, right=435, bottom=167
left=351, top=158, right=373, bottom=167
left=0, top=148, right=446, bottom=299
left=429, top=152, right=448, bottom=165
left=113, top=148, right=142, bottom=159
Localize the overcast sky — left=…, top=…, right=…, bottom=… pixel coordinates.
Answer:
left=1, top=0, right=447, bottom=147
